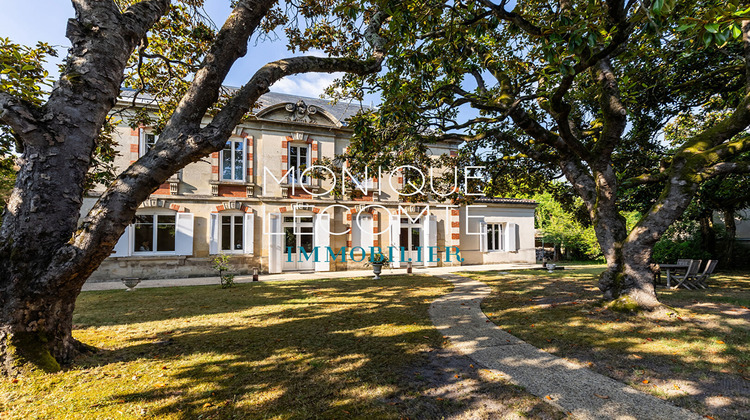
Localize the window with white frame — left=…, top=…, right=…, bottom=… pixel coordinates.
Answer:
left=111, top=211, right=193, bottom=257
left=139, top=132, right=158, bottom=157
left=221, top=138, right=246, bottom=181
left=133, top=214, right=176, bottom=253
left=221, top=214, right=244, bottom=252
left=209, top=212, right=254, bottom=255
left=288, top=144, right=309, bottom=184
left=487, top=223, right=503, bottom=251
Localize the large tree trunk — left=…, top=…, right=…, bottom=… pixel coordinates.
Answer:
left=0, top=0, right=171, bottom=375
left=0, top=280, right=85, bottom=375
left=612, top=160, right=700, bottom=310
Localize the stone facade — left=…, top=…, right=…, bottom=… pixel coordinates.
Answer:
left=83, top=91, right=537, bottom=282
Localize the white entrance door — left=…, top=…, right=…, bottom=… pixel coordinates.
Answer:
left=282, top=216, right=315, bottom=271
left=400, top=217, right=423, bottom=266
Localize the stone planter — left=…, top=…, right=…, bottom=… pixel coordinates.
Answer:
left=546, top=264, right=556, bottom=273
left=122, top=277, right=141, bottom=291
left=372, top=263, right=383, bottom=280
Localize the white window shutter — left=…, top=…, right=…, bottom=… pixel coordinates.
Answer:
left=111, top=226, right=130, bottom=257
left=209, top=213, right=219, bottom=254
left=507, top=222, right=519, bottom=252
left=243, top=213, right=254, bottom=254
left=479, top=221, right=488, bottom=252
left=362, top=215, right=373, bottom=250
left=425, top=215, right=438, bottom=267
left=138, top=129, right=145, bottom=157
left=268, top=213, right=282, bottom=273
left=175, top=213, right=194, bottom=256
left=351, top=214, right=362, bottom=248
left=390, top=214, right=401, bottom=268
left=353, top=214, right=373, bottom=250
left=314, top=213, right=330, bottom=272
left=242, top=138, right=248, bottom=182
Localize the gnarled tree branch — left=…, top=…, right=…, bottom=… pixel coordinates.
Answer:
left=0, top=92, right=42, bottom=141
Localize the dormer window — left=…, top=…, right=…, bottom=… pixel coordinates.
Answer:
left=221, top=138, right=246, bottom=181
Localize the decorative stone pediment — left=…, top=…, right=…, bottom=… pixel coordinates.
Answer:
left=285, top=100, right=318, bottom=123
left=257, top=100, right=341, bottom=127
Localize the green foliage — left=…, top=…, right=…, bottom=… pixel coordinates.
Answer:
left=535, top=192, right=601, bottom=260
left=335, top=0, right=750, bottom=275
left=536, top=192, right=641, bottom=260
left=365, top=251, right=390, bottom=266
left=0, top=36, right=121, bottom=192
left=0, top=38, right=56, bottom=207
left=119, top=1, right=217, bottom=130
left=652, top=220, right=713, bottom=263
left=0, top=158, right=15, bottom=214
left=212, top=254, right=234, bottom=288
left=0, top=37, right=55, bottom=106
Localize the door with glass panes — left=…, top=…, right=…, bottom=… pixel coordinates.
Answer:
left=282, top=216, right=315, bottom=271
left=399, top=218, right=423, bottom=266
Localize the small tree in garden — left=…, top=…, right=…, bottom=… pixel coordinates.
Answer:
left=212, top=254, right=235, bottom=289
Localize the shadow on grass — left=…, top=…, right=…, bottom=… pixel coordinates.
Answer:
left=42, top=275, right=564, bottom=419
left=474, top=267, right=750, bottom=420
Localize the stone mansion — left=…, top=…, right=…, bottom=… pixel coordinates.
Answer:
left=82, top=90, right=536, bottom=281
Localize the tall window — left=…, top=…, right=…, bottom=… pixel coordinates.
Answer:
left=487, top=223, right=503, bottom=251
left=288, top=144, right=309, bottom=184
left=133, top=214, right=176, bottom=253
left=221, top=215, right=244, bottom=251
left=222, top=139, right=245, bottom=181
left=139, top=133, right=158, bottom=157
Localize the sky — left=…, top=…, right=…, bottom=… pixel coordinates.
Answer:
left=0, top=0, right=367, bottom=104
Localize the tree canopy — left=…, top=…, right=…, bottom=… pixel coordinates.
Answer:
left=340, top=0, right=750, bottom=309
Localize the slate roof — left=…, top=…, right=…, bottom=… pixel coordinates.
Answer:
left=120, top=88, right=370, bottom=126
left=474, top=197, right=537, bottom=205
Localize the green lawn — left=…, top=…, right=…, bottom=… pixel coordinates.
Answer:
left=1, top=275, right=563, bottom=419
left=476, top=265, right=750, bottom=420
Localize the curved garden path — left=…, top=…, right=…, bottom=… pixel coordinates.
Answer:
left=429, top=273, right=702, bottom=420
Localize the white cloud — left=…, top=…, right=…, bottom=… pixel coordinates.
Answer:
left=271, top=72, right=344, bottom=98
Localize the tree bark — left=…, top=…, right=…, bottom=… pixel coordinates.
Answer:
left=615, top=159, right=701, bottom=310
left=699, top=211, right=716, bottom=252
left=722, top=208, right=736, bottom=265
left=0, top=0, right=171, bottom=375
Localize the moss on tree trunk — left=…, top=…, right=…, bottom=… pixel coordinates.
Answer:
left=1, top=331, right=62, bottom=375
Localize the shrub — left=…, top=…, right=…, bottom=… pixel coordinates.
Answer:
left=212, top=254, right=235, bottom=288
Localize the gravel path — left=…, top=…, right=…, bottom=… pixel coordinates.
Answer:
left=429, top=274, right=703, bottom=420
